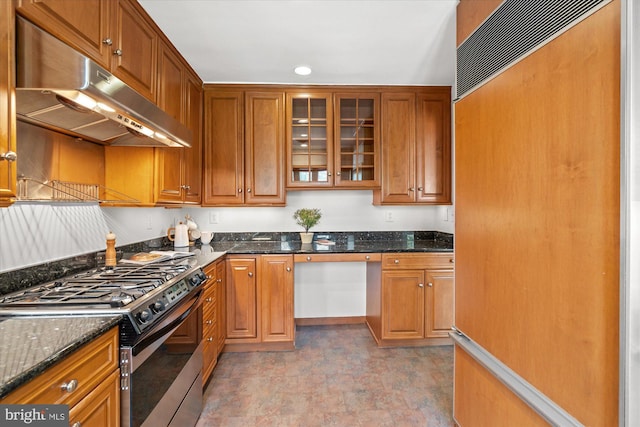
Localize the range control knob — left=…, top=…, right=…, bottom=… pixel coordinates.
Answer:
left=150, top=300, right=165, bottom=313
left=137, top=309, right=152, bottom=324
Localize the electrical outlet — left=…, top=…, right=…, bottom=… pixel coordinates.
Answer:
left=384, top=211, right=394, bottom=222
left=209, top=212, right=219, bottom=224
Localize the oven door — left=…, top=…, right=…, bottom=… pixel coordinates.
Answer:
left=121, top=288, right=203, bottom=427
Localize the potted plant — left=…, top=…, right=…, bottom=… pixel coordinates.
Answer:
left=293, top=208, right=322, bottom=243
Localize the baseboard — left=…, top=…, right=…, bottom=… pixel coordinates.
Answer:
left=295, top=316, right=366, bottom=326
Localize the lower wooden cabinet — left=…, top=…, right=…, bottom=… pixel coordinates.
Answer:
left=366, top=253, right=454, bottom=346
left=202, top=258, right=226, bottom=383
left=0, top=327, right=120, bottom=425
left=225, top=254, right=294, bottom=351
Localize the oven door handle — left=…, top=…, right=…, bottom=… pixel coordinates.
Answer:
left=131, top=289, right=202, bottom=356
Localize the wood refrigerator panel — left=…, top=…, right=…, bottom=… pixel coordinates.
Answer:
left=454, top=0, right=620, bottom=425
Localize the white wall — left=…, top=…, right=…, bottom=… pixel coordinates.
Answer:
left=0, top=190, right=454, bottom=273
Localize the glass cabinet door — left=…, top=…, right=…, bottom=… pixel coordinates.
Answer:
left=335, top=94, right=380, bottom=188
left=286, top=92, right=333, bottom=187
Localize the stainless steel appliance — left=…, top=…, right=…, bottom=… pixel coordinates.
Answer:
left=0, top=256, right=207, bottom=427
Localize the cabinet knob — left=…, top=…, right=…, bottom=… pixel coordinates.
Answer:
left=365, top=255, right=370, bottom=260
left=181, top=184, right=191, bottom=190
left=60, top=379, right=78, bottom=393
left=217, top=278, right=222, bottom=283
left=418, top=283, right=424, bottom=288
left=205, top=297, right=212, bottom=302
left=248, top=272, right=253, bottom=277
left=428, top=282, right=433, bottom=287
left=286, top=267, right=291, bottom=272
left=0, top=151, right=17, bottom=162
left=207, top=337, right=214, bottom=342
left=449, top=259, right=455, bottom=263
left=102, top=37, right=112, bottom=46
left=238, top=188, right=243, bottom=193
left=418, top=186, right=423, bottom=191
left=206, top=320, right=213, bottom=325
left=327, top=172, right=332, bottom=177
left=306, top=256, right=312, bottom=261
left=113, top=48, right=123, bottom=56
left=71, top=422, right=82, bottom=427
left=394, top=259, right=399, bottom=264
left=336, top=172, right=341, bottom=176
left=409, top=187, right=415, bottom=192
left=247, top=188, right=251, bottom=193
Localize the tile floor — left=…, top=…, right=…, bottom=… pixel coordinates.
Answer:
left=197, top=324, right=454, bottom=426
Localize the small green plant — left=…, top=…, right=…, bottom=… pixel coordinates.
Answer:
left=293, top=208, right=322, bottom=233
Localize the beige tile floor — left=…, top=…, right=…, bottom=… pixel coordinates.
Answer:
left=197, top=324, right=454, bottom=426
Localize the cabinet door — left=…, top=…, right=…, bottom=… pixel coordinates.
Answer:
left=182, top=71, right=203, bottom=204
left=202, top=90, right=244, bottom=205
left=215, top=260, right=226, bottom=353
left=425, top=269, right=454, bottom=338
left=379, top=92, right=416, bottom=203
left=68, top=369, right=120, bottom=427
left=245, top=91, right=286, bottom=205
left=334, top=93, right=380, bottom=188
left=154, top=41, right=185, bottom=204
left=226, top=257, right=258, bottom=340
left=15, top=0, right=113, bottom=68
left=0, top=0, right=16, bottom=207
left=416, top=90, right=451, bottom=204
left=112, top=0, right=157, bottom=101
left=381, top=269, right=425, bottom=339
left=260, top=255, right=294, bottom=343
left=286, top=92, right=333, bottom=188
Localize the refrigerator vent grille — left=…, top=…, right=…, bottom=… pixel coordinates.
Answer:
left=456, top=0, right=609, bottom=99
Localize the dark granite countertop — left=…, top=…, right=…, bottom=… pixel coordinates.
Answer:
left=0, top=315, right=121, bottom=399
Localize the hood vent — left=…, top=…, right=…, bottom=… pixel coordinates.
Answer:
left=15, top=17, right=191, bottom=148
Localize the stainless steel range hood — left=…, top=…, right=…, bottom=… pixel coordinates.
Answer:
left=15, top=17, right=191, bottom=148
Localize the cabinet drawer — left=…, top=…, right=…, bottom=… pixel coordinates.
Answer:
left=1, top=327, right=118, bottom=407
left=68, top=369, right=120, bottom=427
left=381, top=253, right=454, bottom=269
left=294, top=253, right=381, bottom=263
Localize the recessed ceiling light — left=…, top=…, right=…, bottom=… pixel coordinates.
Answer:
left=294, top=66, right=312, bottom=76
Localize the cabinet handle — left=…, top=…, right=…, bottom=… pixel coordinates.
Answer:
left=60, top=379, right=78, bottom=393
left=206, top=320, right=213, bottom=325
left=205, top=297, right=212, bottom=302
left=428, top=282, right=433, bottom=287
left=286, top=267, right=291, bottom=272
left=394, top=259, right=399, bottom=264
left=181, top=184, right=191, bottom=190
left=207, top=337, right=214, bottom=342
left=217, top=278, right=222, bottom=283
left=248, top=272, right=253, bottom=277
left=71, top=422, right=81, bottom=427
left=0, top=151, right=17, bottom=162
left=247, top=188, right=251, bottom=193
left=102, top=37, right=112, bottom=46
left=306, top=256, right=312, bottom=261
left=418, top=283, right=424, bottom=288
left=113, top=48, right=123, bottom=56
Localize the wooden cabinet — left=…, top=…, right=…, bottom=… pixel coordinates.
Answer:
left=366, top=253, right=454, bottom=346
left=155, top=42, right=203, bottom=205
left=334, top=93, right=380, bottom=188
left=225, top=254, right=294, bottom=350
left=286, top=91, right=333, bottom=188
left=0, top=327, right=120, bottom=426
left=202, top=259, right=225, bottom=384
left=16, top=0, right=158, bottom=102
left=0, top=0, right=16, bottom=207
left=374, top=87, right=451, bottom=205
left=203, top=87, right=285, bottom=206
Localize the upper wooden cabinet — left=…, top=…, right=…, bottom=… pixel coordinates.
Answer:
left=16, top=0, right=158, bottom=101
left=155, top=42, right=202, bottom=205
left=0, top=0, right=17, bottom=207
left=203, top=87, right=285, bottom=206
left=374, top=87, right=451, bottom=205
left=286, top=91, right=334, bottom=188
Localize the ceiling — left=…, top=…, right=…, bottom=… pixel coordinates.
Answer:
left=137, top=0, right=458, bottom=86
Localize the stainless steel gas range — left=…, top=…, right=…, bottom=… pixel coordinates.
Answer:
left=0, top=255, right=208, bottom=427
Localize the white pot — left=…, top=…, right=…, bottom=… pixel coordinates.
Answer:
left=300, top=232, right=314, bottom=244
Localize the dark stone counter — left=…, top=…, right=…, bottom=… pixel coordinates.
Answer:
left=0, top=315, right=122, bottom=399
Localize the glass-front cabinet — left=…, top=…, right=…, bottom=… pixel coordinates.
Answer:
left=286, top=92, right=333, bottom=188
left=334, top=93, right=380, bottom=188
left=285, top=91, right=379, bottom=189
